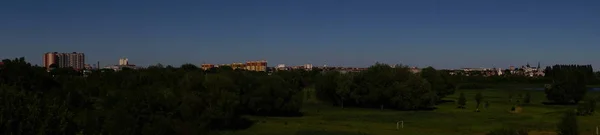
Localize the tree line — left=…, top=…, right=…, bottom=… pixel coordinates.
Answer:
left=544, top=65, right=595, bottom=104
left=0, top=58, right=598, bottom=134
left=314, top=64, right=456, bottom=110
left=0, top=58, right=316, bottom=135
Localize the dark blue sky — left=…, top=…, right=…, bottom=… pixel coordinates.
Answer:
left=1, top=0, right=599, bottom=69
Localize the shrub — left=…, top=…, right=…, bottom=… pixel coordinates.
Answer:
left=557, top=111, right=579, bottom=135
left=576, top=100, right=596, bottom=116
left=475, top=92, right=483, bottom=108
left=523, top=92, right=531, bottom=104
left=457, top=93, right=467, bottom=109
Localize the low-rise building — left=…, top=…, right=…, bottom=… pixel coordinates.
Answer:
left=201, top=64, right=215, bottom=70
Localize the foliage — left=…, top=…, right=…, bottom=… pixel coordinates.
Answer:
left=576, top=99, right=596, bottom=116
left=314, top=63, right=439, bottom=110
left=457, top=92, right=467, bottom=109
left=544, top=65, right=593, bottom=104
left=557, top=111, right=579, bottom=135
left=0, top=58, right=307, bottom=134
left=523, top=92, right=531, bottom=104
left=421, top=67, right=455, bottom=101
left=475, top=92, right=483, bottom=108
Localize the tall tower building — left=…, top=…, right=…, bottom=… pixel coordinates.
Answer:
left=119, top=58, right=129, bottom=66
left=43, top=52, right=58, bottom=69
left=43, top=52, right=85, bottom=70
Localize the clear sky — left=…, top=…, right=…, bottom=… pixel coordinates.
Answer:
left=1, top=0, right=599, bottom=69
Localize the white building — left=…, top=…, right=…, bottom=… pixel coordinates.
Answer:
left=119, top=58, right=129, bottom=66
left=497, top=68, right=503, bottom=75
left=304, top=64, right=313, bottom=70
left=276, top=64, right=286, bottom=68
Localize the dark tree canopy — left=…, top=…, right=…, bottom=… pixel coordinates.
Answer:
left=314, top=63, right=440, bottom=110
left=421, top=67, right=456, bottom=101
left=544, top=65, right=592, bottom=104
left=0, top=58, right=306, bottom=135
left=1, top=57, right=597, bottom=135
left=557, top=111, right=579, bottom=135
left=457, top=92, right=467, bottom=109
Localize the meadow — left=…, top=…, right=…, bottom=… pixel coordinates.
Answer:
left=225, top=88, right=600, bottom=135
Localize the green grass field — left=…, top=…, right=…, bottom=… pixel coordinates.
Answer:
left=224, top=88, right=600, bottom=135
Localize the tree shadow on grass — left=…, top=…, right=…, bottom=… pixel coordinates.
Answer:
left=541, top=102, right=577, bottom=105
left=250, top=111, right=304, bottom=117
left=392, top=106, right=438, bottom=111
left=437, top=99, right=455, bottom=104
left=212, top=117, right=256, bottom=131
left=296, top=130, right=369, bottom=135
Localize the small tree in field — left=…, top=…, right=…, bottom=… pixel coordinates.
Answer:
left=557, top=111, right=579, bottom=135
left=589, top=99, right=596, bottom=113
left=457, top=93, right=466, bottom=109
left=576, top=99, right=596, bottom=116
left=523, top=92, right=531, bottom=104
left=475, top=92, right=483, bottom=112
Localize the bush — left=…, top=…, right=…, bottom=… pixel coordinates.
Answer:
left=576, top=100, right=596, bottom=116
left=523, top=92, right=531, bottom=104
left=557, top=111, right=579, bottom=135
left=486, top=128, right=528, bottom=135
left=475, top=92, right=483, bottom=108
left=457, top=93, right=467, bottom=109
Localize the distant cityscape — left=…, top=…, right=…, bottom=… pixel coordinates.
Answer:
left=40, top=52, right=546, bottom=77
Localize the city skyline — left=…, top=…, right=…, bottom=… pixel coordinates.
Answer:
left=1, top=0, right=599, bottom=69
left=35, top=52, right=568, bottom=71
left=43, top=52, right=85, bottom=70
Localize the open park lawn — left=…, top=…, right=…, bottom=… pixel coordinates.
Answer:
left=225, top=89, right=600, bottom=135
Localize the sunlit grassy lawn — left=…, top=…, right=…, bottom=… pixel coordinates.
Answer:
left=224, top=89, right=600, bottom=135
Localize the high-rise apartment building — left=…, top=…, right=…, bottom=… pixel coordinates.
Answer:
left=119, top=58, right=129, bottom=66
left=43, top=52, right=85, bottom=70
left=245, top=60, right=267, bottom=72
left=44, top=52, right=56, bottom=69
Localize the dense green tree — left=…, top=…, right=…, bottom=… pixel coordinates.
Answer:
left=475, top=92, right=483, bottom=110
left=314, top=71, right=341, bottom=106
left=421, top=67, right=455, bottom=102
left=335, top=73, right=353, bottom=108
left=3, top=57, right=595, bottom=135
left=247, top=75, right=303, bottom=116
left=458, top=93, right=467, bottom=109
left=557, top=111, right=579, bottom=135
left=524, top=92, right=531, bottom=104
left=314, top=63, right=438, bottom=110
left=0, top=58, right=305, bottom=134
left=576, top=99, right=596, bottom=116
left=545, top=65, right=593, bottom=104
left=591, top=99, right=597, bottom=113
left=180, top=63, right=199, bottom=71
